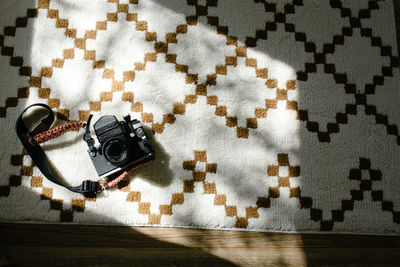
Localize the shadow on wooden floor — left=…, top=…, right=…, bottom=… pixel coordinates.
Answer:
left=1, top=222, right=400, bottom=266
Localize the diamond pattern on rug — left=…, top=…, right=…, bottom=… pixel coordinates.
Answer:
left=0, top=0, right=399, bottom=234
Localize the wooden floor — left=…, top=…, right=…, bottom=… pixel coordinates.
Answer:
left=1, top=223, right=400, bottom=266
left=396, top=0, right=400, bottom=57
left=1, top=1, right=400, bottom=267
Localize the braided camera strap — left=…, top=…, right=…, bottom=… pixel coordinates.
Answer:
left=16, top=104, right=135, bottom=195
left=28, top=120, right=86, bottom=145
left=99, top=160, right=152, bottom=191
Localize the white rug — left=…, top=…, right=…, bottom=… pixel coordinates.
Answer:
left=1, top=0, right=400, bottom=234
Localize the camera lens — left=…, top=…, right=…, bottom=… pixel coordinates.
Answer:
left=109, top=142, right=123, bottom=157
left=103, top=139, right=129, bottom=165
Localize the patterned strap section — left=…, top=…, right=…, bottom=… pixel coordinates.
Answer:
left=28, top=121, right=86, bottom=144
left=100, top=160, right=152, bottom=191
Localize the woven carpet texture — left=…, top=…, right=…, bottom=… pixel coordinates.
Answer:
left=0, top=0, right=399, bottom=234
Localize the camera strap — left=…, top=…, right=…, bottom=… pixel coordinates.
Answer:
left=15, top=103, right=101, bottom=195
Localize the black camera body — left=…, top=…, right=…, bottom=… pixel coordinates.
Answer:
left=85, top=114, right=154, bottom=178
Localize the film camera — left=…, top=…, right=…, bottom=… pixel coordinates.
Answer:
left=84, top=114, right=155, bottom=178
